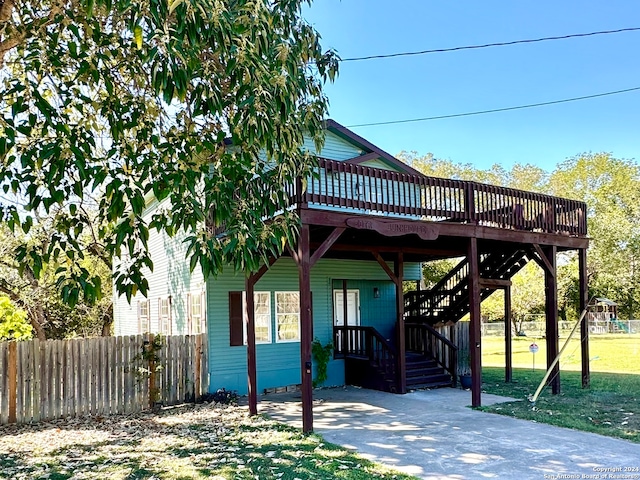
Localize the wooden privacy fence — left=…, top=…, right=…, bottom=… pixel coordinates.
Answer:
left=0, top=334, right=209, bottom=425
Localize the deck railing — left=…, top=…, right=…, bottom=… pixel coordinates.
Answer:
left=292, top=158, right=587, bottom=236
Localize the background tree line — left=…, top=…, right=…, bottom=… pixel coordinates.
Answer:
left=401, top=151, right=640, bottom=326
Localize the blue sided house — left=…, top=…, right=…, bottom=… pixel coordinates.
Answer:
left=114, top=120, right=590, bottom=433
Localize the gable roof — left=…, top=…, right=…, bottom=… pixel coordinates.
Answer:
left=325, top=119, right=423, bottom=177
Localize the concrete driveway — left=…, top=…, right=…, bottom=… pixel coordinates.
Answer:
left=259, top=386, right=640, bottom=480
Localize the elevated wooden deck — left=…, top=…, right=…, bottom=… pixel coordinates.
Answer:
left=248, top=157, right=589, bottom=434
left=290, top=158, right=587, bottom=240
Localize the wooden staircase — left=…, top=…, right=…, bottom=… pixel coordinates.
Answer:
left=337, top=324, right=457, bottom=393
left=406, top=352, right=454, bottom=390
left=404, top=248, right=530, bottom=325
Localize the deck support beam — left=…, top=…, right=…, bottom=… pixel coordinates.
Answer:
left=544, top=245, right=560, bottom=394
left=342, top=279, right=348, bottom=358
left=297, top=223, right=314, bottom=433
left=467, top=237, right=482, bottom=407
left=504, top=286, right=512, bottom=383
left=579, top=248, right=590, bottom=388
left=246, top=256, right=278, bottom=417
left=395, top=253, right=406, bottom=394
left=245, top=276, right=257, bottom=415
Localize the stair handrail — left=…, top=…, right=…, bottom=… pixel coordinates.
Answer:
left=338, top=325, right=397, bottom=384
left=405, top=258, right=468, bottom=307
left=405, top=322, right=458, bottom=386
left=405, top=258, right=469, bottom=315
left=338, top=326, right=397, bottom=357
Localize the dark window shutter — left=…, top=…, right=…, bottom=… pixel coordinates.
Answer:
left=229, top=291, right=244, bottom=346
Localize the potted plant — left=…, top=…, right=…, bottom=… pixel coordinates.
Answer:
left=458, top=348, right=472, bottom=389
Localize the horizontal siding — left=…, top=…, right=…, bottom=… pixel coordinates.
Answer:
left=303, top=131, right=362, bottom=161
left=207, top=258, right=420, bottom=394
left=113, top=197, right=204, bottom=337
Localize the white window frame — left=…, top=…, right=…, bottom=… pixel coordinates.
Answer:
left=158, top=296, right=172, bottom=335
left=243, top=291, right=272, bottom=344
left=275, top=291, right=300, bottom=343
left=138, top=299, right=150, bottom=333
left=188, top=292, right=206, bottom=335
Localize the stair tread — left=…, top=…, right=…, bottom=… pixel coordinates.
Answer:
left=407, top=380, right=454, bottom=390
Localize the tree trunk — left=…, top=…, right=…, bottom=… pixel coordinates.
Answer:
left=101, top=304, right=113, bottom=336
left=29, top=306, right=47, bottom=341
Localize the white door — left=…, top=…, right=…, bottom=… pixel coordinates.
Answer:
left=333, top=290, right=360, bottom=353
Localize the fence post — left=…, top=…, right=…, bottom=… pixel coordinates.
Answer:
left=8, top=341, right=17, bottom=423
left=194, top=334, right=202, bottom=402
left=148, top=334, right=157, bottom=409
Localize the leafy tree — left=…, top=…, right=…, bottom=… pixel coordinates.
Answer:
left=0, top=221, right=113, bottom=339
left=0, top=0, right=338, bottom=306
left=549, top=153, right=640, bottom=318
left=0, top=295, right=32, bottom=340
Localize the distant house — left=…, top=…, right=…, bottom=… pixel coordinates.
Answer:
left=113, top=119, right=589, bottom=432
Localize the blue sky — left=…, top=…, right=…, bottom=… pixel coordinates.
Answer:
left=303, top=1, right=640, bottom=171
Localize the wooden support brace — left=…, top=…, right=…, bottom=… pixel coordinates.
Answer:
left=372, top=252, right=398, bottom=283
left=251, top=256, right=278, bottom=284
left=532, top=244, right=556, bottom=277
left=310, top=227, right=345, bottom=267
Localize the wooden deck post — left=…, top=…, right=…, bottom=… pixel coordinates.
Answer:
left=298, top=223, right=314, bottom=433
left=579, top=248, right=590, bottom=389
left=245, top=276, right=258, bottom=416
left=342, top=280, right=348, bottom=355
left=467, top=238, right=482, bottom=407
left=504, top=286, right=512, bottom=383
left=395, top=253, right=406, bottom=394
left=544, top=245, right=560, bottom=394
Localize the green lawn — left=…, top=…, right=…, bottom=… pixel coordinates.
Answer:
left=482, top=333, right=640, bottom=373
left=480, top=333, right=640, bottom=442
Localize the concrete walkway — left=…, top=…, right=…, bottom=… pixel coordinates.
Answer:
left=259, top=386, right=640, bottom=480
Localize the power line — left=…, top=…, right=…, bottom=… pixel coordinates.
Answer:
left=346, top=86, right=640, bottom=128
left=341, top=27, right=640, bottom=62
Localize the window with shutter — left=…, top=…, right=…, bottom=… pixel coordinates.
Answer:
left=229, top=291, right=244, bottom=346
left=138, top=299, right=150, bottom=333
left=158, top=297, right=172, bottom=335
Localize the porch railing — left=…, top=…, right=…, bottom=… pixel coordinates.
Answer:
left=405, top=323, right=458, bottom=386
left=334, top=326, right=397, bottom=380
left=290, top=158, right=587, bottom=237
